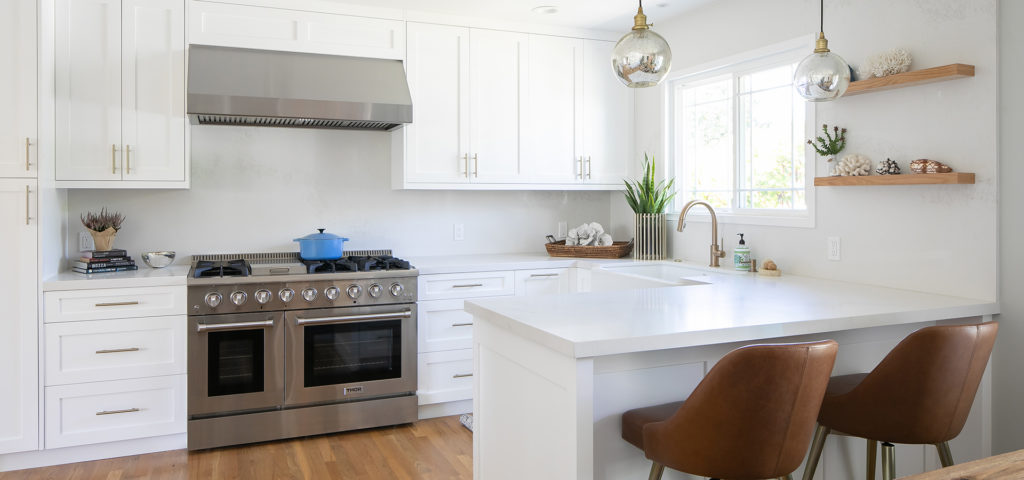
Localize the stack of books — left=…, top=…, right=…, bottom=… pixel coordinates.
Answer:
left=72, top=249, right=138, bottom=274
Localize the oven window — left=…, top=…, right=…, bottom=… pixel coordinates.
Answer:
left=208, top=330, right=265, bottom=397
left=303, top=319, right=402, bottom=387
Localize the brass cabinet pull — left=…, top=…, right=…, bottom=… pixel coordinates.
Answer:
left=96, top=408, right=140, bottom=416
left=586, top=156, right=592, bottom=179
left=530, top=273, right=559, bottom=278
left=472, top=154, right=478, bottom=178
left=24, top=186, right=30, bottom=225
left=94, top=301, right=140, bottom=307
left=96, top=347, right=141, bottom=354
left=125, top=144, right=131, bottom=174
left=461, top=154, right=468, bottom=178
left=578, top=156, right=584, bottom=179
left=111, top=144, right=118, bottom=174
left=452, top=283, right=483, bottom=288
left=451, top=322, right=473, bottom=327
left=25, top=138, right=31, bottom=170
left=452, top=373, right=473, bottom=379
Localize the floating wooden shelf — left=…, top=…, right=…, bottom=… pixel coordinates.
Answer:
left=814, top=173, right=975, bottom=186
left=844, top=64, right=975, bottom=97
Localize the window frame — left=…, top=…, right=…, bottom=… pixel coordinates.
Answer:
left=665, top=36, right=817, bottom=229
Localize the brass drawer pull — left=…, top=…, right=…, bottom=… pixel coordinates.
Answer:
left=126, top=144, right=132, bottom=174
left=452, top=283, right=483, bottom=288
left=94, top=301, right=140, bottom=307
left=96, top=408, right=140, bottom=416
left=451, top=322, right=473, bottom=327
left=111, top=144, right=118, bottom=174
left=25, top=186, right=30, bottom=225
left=96, top=347, right=141, bottom=354
left=472, top=153, right=478, bottom=178
left=578, top=156, right=584, bottom=179
left=25, top=138, right=31, bottom=170
left=529, top=273, right=559, bottom=278
left=462, top=154, right=469, bottom=178
left=586, top=156, right=592, bottom=179
left=452, top=373, right=473, bottom=379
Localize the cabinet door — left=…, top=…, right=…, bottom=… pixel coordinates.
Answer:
left=514, top=268, right=570, bottom=296
left=405, top=23, right=470, bottom=184
left=121, top=0, right=185, bottom=182
left=0, top=0, right=37, bottom=178
left=522, top=35, right=582, bottom=184
left=469, top=29, right=527, bottom=183
left=0, top=180, right=38, bottom=454
left=56, top=0, right=123, bottom=182
left=582, top=39, right=634, bottom=185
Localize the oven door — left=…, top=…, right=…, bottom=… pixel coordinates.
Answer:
left=285, top=304, right=416, bottom=406
left=188, top=311, right=284, bottom=417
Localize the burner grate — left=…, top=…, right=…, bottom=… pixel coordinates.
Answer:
left=192, top=250, right=392, bottom=264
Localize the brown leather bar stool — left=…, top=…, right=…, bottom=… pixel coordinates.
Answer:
left=802, top=322, right=998, bottom=480
left=621, top=340, right=838, bottom=480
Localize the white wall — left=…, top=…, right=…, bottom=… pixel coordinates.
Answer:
left=65, top=126, right=611, bottom=259
left=993, top=0, right=1023, bottom=455
left=613, top=0, right=998, bottom=300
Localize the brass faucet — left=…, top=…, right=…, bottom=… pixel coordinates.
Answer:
left=677, top=200, right=726, bottom=267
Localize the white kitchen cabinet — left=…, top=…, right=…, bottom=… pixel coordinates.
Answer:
left=522, top=35, right=582, bottom=184
left=418, top=298, right=478, bottom=354
left=469, top=29, right=528, bottom=183
left=582, top=39, right=635, bottom=185
left=0, top=179, right=38, bottom=455
left=418, top=270, right=515, bottom=301
left=514, top=268, right=571, bottom=296
left=189, top=1, right=405, bottom=60
left=55, top=0, right=187, bottom=187
left=44, top=285, right=187, bottom=323
left=417, top=349, right=475, bottom=406
left=0, top=0, right=37, bottom=178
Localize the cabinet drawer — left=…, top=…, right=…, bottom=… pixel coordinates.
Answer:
left=419, top=298, right=491, bottom=353
left=514, top=268, right=571, bottom=296
left=418, top=271, right=514, bottom=301
left=44, top=286, right=186, bottom=323
left=45, top=375, right=186, bottom=449
left=417, top=349, right=474, bottom=405
left=45, top=316, right=186, bottom=386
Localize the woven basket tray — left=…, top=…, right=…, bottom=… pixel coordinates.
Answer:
left=544, top=239, right=634, bottom=258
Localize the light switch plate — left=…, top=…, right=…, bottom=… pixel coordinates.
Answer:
left=827, top=236, right=841, bottom=261
left=79, top=231, right=94, bottom=252
left=453, top=223, right=465, bottom=241
left=557, top=221, right=568, bottom=239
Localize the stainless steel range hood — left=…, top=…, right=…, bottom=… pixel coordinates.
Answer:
left=187, top=45, right=412, bottom=131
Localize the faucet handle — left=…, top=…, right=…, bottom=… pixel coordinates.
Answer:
left=716, top=237, right=727, bottom=257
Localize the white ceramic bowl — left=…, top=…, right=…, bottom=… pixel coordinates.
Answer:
left=141, top=251, right=175, bottom=268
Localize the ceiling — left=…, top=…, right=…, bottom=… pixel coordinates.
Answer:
left=330, top=0, right=714, bottom=31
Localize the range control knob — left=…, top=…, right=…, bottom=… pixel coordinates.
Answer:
left=325, top=286, right=341, bottom=300
left=254, top=289, right=272, bottom=304
left=368, top=284, right=383, bottom=298
left=346, top=284, right=362, bottom=299
left=302, top=288, right=318, bottom=302
left=230, top=291, right=247, bottom=306
left=204, top=292, right=223, bottom=308
left=389, top=283, right=404, bottom=297
left=279, top=288, right=295, bottom=303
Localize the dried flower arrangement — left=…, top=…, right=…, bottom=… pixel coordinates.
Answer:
left=81, top=208, right=125, bottom=232
left=807, top=124, right=848, bottom=161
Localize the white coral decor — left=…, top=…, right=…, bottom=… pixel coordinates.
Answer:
left=566, top=222, right=608, bottom=246
left=860, top=48, right=912, bottom=79
left=832, top=154, right=873, bottom=176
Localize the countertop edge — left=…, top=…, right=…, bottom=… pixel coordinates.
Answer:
left=43, top=266, right=190, bottom=291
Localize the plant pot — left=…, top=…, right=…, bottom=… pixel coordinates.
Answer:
left=633, top=213, right=666, bottom=261
left=89, top=227, right=117, bottom=252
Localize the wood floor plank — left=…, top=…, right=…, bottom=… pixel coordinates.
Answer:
left=0, top=417, right=472, bottom=480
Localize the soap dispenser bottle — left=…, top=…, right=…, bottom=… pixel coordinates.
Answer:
left=734, top=234, right=751, bottom=271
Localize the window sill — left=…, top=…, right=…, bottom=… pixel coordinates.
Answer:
left=667, top=211, right=814, bottom=229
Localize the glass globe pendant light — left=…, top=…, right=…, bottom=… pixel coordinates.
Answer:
left=793, top=0, right=850, bottom=101
left=612, top=0, right=672, bottom=88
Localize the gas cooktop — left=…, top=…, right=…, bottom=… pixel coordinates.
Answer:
left=187, top=251, right=417, bottom=286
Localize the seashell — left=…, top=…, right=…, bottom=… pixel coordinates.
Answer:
left=832, top=154, right=872, bottom=176
left=763, top=259, right=778, bottom=271
left=909, top=159, right=953, bottom=174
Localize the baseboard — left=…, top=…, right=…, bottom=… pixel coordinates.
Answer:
left=0, top=433, right=185, bottom=472
left=418, top=400, right=472, bottom=420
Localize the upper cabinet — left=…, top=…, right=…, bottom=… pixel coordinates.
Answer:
left=0, top=0, right=37, bottom=179
left=55, top=0, right=188, bottom=188
left=397, top=25, right=634, bottom=190
left=189, top=1, right=405, bottom=60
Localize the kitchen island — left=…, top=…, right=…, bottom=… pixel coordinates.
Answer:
left=465, top=263, right=999, bottom=480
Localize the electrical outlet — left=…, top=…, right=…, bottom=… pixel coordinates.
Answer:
left=79, top=231, right=94, bottom=252
left=557, top=221, right=568, bottom=239
left=453, top=223, right=465, bottom=241
left=827, top=236, right=841, bottom=261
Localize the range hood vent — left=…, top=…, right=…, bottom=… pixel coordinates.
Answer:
left=187, top=45, right=412, bottom=131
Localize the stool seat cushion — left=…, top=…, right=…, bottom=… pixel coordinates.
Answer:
left=621, top=401, right=684, bottom=450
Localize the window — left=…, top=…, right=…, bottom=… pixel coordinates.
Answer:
left=668, top=39, right=814, bottom=227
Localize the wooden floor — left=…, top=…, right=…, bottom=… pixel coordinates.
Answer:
left=0, top=416, right=472, bottom=480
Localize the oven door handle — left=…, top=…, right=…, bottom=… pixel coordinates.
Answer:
left=196, top=319, right=275, bottom=333
left=295, top=309, right=413, bottom=326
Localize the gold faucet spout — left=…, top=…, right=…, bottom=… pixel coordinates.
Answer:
left=677, top=200, right=726, bottom=267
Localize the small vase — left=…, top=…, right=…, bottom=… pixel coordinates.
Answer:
left=89, top=227, right=118, bottom=251
left=633, top=213, right=667, bottom=261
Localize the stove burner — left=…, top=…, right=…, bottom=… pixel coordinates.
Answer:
left=304, top=255, right=413, bottom=273
left=302, top=258, right=359, bottom=274
left=193, top=259, right=251, bottom=278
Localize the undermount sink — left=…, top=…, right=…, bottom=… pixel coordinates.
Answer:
left=601, top=263, right=713, bottom=285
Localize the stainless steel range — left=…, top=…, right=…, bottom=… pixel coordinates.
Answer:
left=186, top=250, right=418, bottom=450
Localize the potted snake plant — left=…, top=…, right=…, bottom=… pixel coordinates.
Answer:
left=624, top=154, right=676, bottom=260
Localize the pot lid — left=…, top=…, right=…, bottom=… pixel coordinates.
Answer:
left=294, top=228, right=349, bottom=242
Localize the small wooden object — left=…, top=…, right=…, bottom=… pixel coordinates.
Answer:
left=844, top=63, right=974, bottom=97
left=758, top=259, right=781, bottom=277
left=814, top=173, right=975, bottom=186
left=545, top=239, right=634, bottom=259
left=900, top=448, right=1024, bottom=479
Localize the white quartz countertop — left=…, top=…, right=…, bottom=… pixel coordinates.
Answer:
left=43, top=265, right=190, bottom=291
left=464, top=264, right=999, bottom=358
left=407, top=253, right=628, bottom=274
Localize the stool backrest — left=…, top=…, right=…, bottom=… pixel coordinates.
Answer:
left=642, top=340, right=838, bottom=480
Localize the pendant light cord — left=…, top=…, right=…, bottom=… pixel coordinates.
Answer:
left=819, top=0, right=824, bottom=33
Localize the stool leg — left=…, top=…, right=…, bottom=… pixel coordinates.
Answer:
left=935, top=442, right=954, bottom=468
left=648, top=461, right=664, bottom=480
left=880, top=442, right=896, bottom=480
left=778, top=476, right=794, bottom=480
left=867, top=439, right=877, bottom=480
left=802, top=424, right=830, bottom=480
